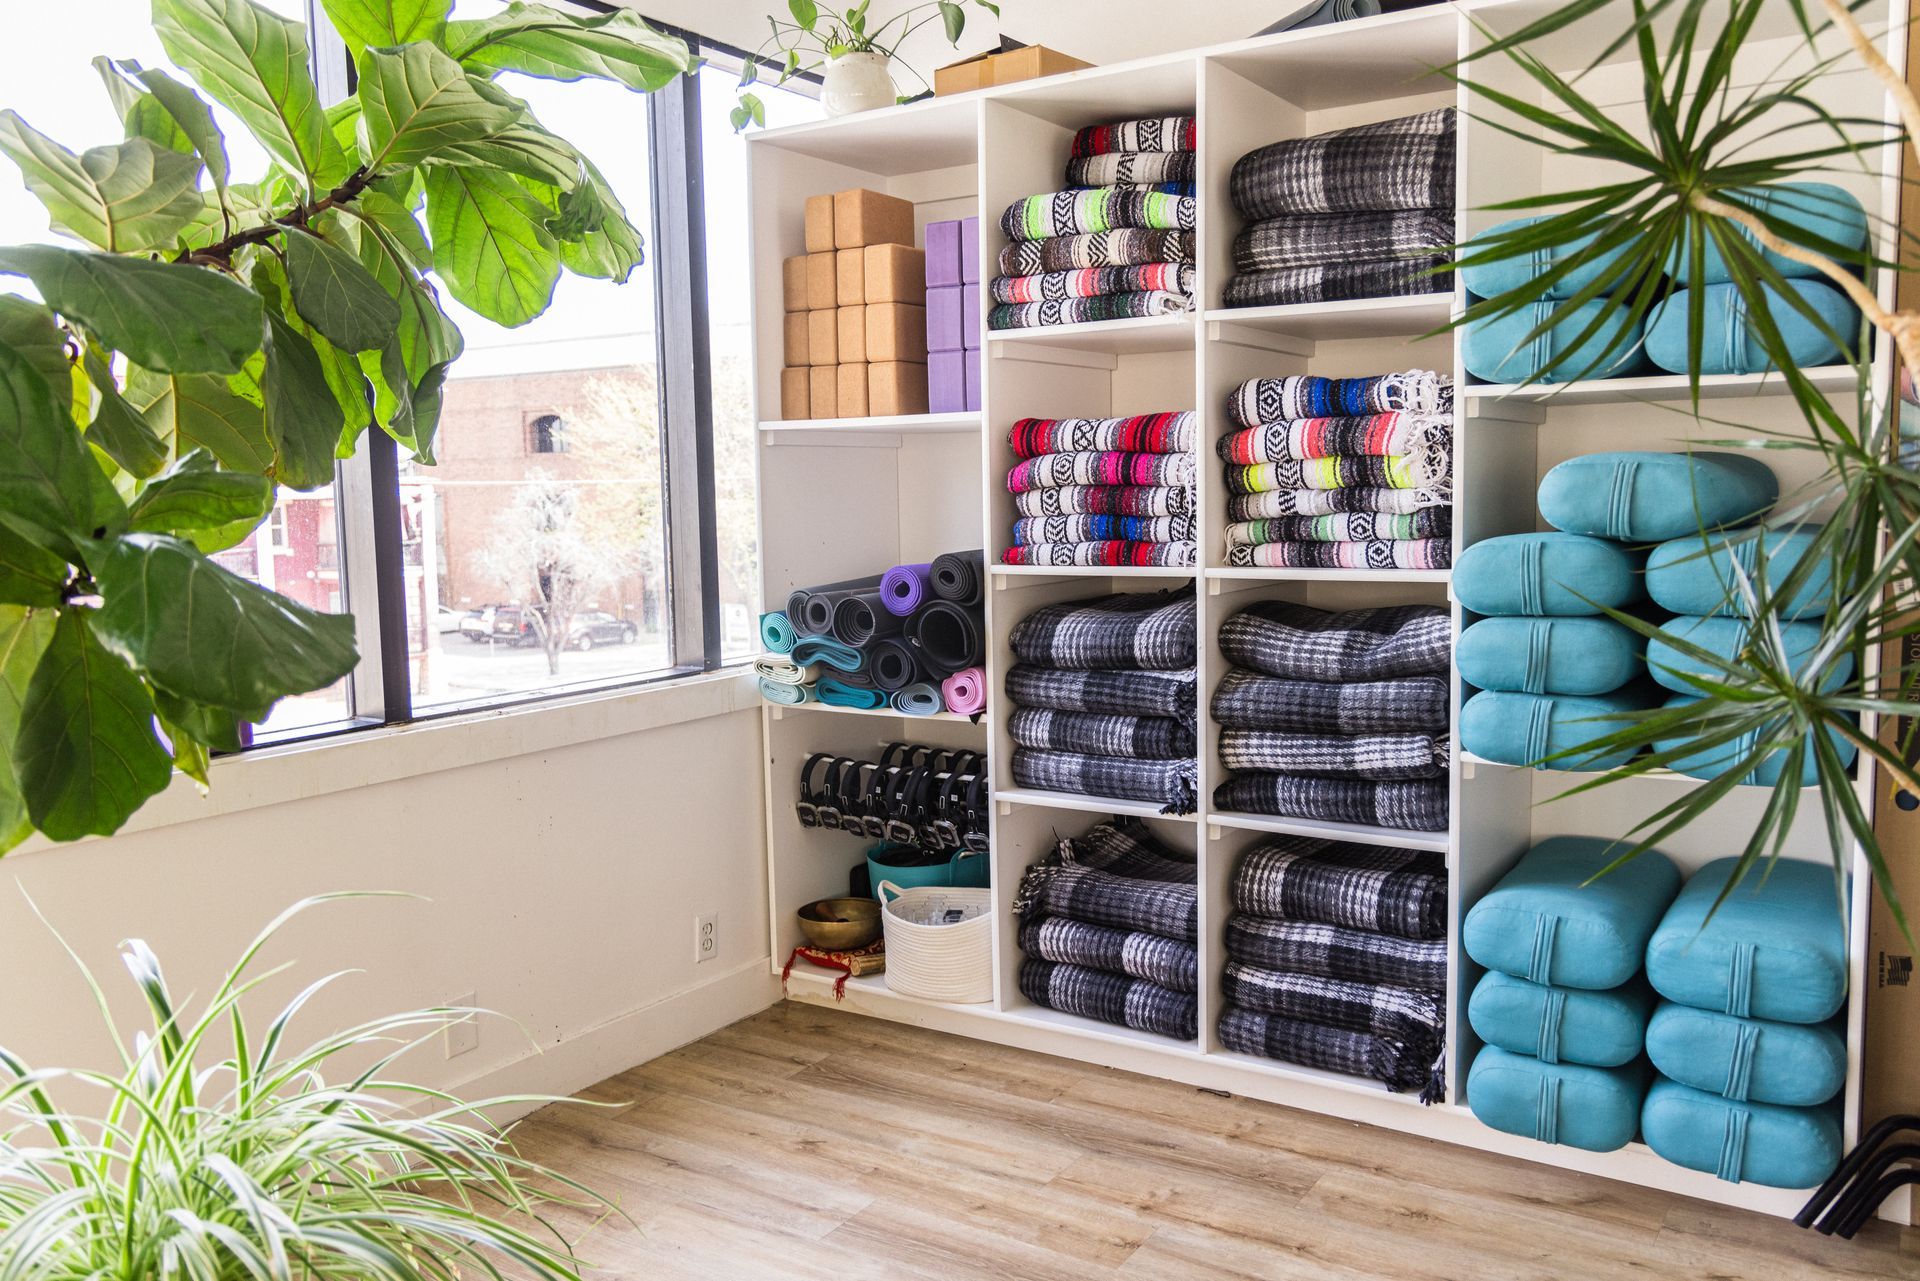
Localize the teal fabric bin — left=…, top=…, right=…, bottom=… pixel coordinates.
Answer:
left=1646, top=615, right=1852, bottom=697
left=1463, top=835, right=1682, bottom=990
left=1460, top=687, right=1655, bottom=772
left=1645, top=856, right=1848, bottom=1025
left=1467, top=1046, right=1649, bottom=1152
left=1462, top=216, right=1637, bottom=301
left=1644, top=526, right=1831, bottom=620
left=1645, top=280, right=1855, bottom=376
left=1463, top=300, right=1645, bottom=385
left=1668, top=182, right=1868, bottom=285
left=1536, top=451, right=1778, bottom=543
left=1455, top=533, right=1645, bottom=617
left=1652, top=694, right=1857, bottom=788
left=1457, top=616, right=1645, bottom=696
left=1641, top=1078, right=1842, bottom=1188
left=866, top=842, right=990, bottom=892
left=1644, top=1002, right=1845, bottom=1107
left=1469, top=970, right=1655, bottom=1067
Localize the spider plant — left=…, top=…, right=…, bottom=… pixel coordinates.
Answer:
left=0, top=894, right=618, bottom=1278
left=1450, top=0, right=1920, bottom=936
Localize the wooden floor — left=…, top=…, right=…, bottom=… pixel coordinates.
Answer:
left=507, top=1002, right=1920, bottom=1280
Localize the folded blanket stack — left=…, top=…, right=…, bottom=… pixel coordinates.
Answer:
left=991, top=115, right=1198, bottom=331
left=1007, top=588, right=1199, bottom=813
left=1224, top=107, right=1455, bottom=308
left=1211, top=601, right=1451, bottom=832
left=1016, top=817, right=1200, bottom=1040
left=1220, top=835, right=1448, bottom=1098
left=759, top=549, right=988, bottom=714
left=1218, top=370, right=1454, bottom=570
left=1002, top=412, right=1199, bottom=567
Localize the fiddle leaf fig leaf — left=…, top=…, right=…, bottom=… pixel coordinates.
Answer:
left=0, top=112, right=204, bottom=253
left=83, top=372, right=170, bottom=483
left=124, top=364, right=273, bottom=474
left=356, top=42, right=523, bottom=175
left=437, top=124, right=584, bottom=191
left=0, top=605, right=56, bottom=852
left=263, top=312, right=346, bottom=491
left=0, top=295, right=73, bottom=419
left=153, top=687, right=244, bottom=754
left=0, top=526, right=68, bottom=608
left=91, top=532, right=358, bottom=719
left=94, top=57, right=195, bottom=157
left=446, top=3, right=695, bottom=91
left=128, top=64, right=232, bottom=204
left=423, top=165, right=559, bottom=326
left=128, top=449, right=273, bottom=541
left=0, top=245, right=263, bottom=375
left=0, top=342, right=93, bottom=552
left=16, top=609, right=173, bottom=841
left=318, top=0, right=452, bottom=58
left=284, top=228, right=400, bottom=353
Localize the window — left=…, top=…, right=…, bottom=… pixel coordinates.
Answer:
left=527, top=413, right=569, bottom=455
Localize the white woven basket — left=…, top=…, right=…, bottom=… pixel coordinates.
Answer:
left=876, top=880, right=993, bottom=1004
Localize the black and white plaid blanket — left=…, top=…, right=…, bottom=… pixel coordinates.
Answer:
left=999, top=230, right=1194, bottom=277
left=1229, top=107, right=1456, bottom=219
left=1019, top=916, right=1198, bottom=992
left=1066, top=150, right=1197, bottom=187
left=1005, top=664, right=1196, bottom=719
left=1061, top=816, right=1197, bottom=882
left=1228, top=371, right=1452, bottom=426
left=1219, top=602, right=1451, bottom=682
left=1010, top=589, right=1196, bottom=671
left=1219, top=729, right=1448, bottom=781
left=1212, top=668, right=1448, bottom=734
left=1231, top=836, right=1448, bottom=939
left=1226, top=915, right=1449, bottom=991
left=1226, top=261, right=1452, bottom=308
left=1233, top=210, right=1455, bottom=272
left=1021, top=959, right=1197, bottom=1040
left=1214, top=773, right=1449, bottom=832
left=1228, top=487, right=1443, bottom=520
left=1014, top=861, right=1198, bottom=941
left=1015, top=485, right=1195, bottom=518
left=1222, top=961, right=1444, bottom=1053
left=1009, top=707, right=1196, bottom=760
left=1014, top=748, right=1198, bottom=814
left=1218, top=1004, right=1439, bottom=1096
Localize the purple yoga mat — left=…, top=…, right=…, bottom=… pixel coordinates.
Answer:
left=880, top=562, right=935, bottom=616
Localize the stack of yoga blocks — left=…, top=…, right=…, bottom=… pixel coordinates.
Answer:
left=991, top=115, right=1197, bottom=331
left=925, top=217, right=982, bottom=414
left=1002, top=412, right=1199, bottom=568
left=1461, top=181, right=1866, bottom=384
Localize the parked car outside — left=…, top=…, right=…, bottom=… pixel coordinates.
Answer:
left=460, top=605, right=537, bottom=646
left=567, top=612, right=638, bottom=650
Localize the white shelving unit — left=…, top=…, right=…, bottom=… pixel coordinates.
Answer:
left=747, top=0, right=1908, bottom=1220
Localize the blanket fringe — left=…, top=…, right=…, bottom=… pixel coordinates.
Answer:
left=1420, top=1045, right=1448, bottom=1106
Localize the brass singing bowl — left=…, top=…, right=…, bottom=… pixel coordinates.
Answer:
left=797, top=897, right=882, bottom=950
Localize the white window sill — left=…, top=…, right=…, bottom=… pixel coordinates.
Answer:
left=6, top=669, right=762, bottom=857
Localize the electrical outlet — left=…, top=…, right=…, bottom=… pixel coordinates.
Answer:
left=695, top=913, right=718, bottom=964
left=444, top=992, right=479, bottom=1059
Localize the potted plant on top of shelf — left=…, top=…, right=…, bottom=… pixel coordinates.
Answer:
left=733, top=0, right=1000, bottom=128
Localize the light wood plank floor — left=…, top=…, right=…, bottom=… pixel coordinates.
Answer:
left=508, top=1003, right=1920, bottom=1280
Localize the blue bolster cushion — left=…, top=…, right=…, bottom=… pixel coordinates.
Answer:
left=1668, top=182, right=1868, bottom=285
left=1652, top=694, right=1858, bottom=788
left=1644, top=526, right=1831, bottom=620
left=1645, top=280, right=1855, bottom=376
left=1468, top=1047, right=1649, bottom=1152
left=1455, top=533, right=1645, bottom=617
left=1463, top=300, right=1645, bottom=385
left=1458, top=617, right=1645, bottom=696
left=1644, top=1002, right=1846, bottom=1108
left=1460, top=687, right=1656, bottom=772
left=1641, top=1078, right=1842, bottom=1188
left=1645, top=856, right=1848, bottom=1025
left=1463, top=216, right=1638, bottom=301
left=1469, top=970, right=1655, bottom=1067
left=1647, top=615, right=1853, bottom=696
left=1537, top=451, right=1778, bottom=543
left=1463, top=834, right=1681, bottom=990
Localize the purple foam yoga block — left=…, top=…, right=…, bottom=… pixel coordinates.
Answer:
left=930, top=350, right=966, bottom=413
left=926, top=219, right=962, bottom=288
left=961, top=283, right=981, bottom=350
left=926, top=284, right=963, bottom=352
left=963, top=349, right=981, bottom=412
left=960, top=216, right=981, bottom=283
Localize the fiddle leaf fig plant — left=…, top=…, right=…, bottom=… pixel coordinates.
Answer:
left=0, top=0, right=693, bottom=852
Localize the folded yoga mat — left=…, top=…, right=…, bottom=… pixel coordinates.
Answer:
left=1218, top=1003, right=1438, bottom=1095
left=1013, top=861, right=1198, bottom=942
left=990, top=292, right=1193, bottom=330
left=1010, top=412, right=1196, bottom=459
left=830, top=592, right=904, bottom=648
left=999, top=229, right=1194, bottom=277
left=1212, top=668, right=1448, bottom=735
left=1226, top=915, right=1449, bottom=991
left=1230, top=107, right=1455, bottom=219
left=930, top=549, right=985, bottom=606
left=1225, top=260, right=1452, bottom=309
left=1222, top=961, right=1445, bottom=1053
left=940, top=666, right=987, bottom=716
left=788, top=634, right=865, bottom=674
left=1219, top=728, right=1448, bottom=781
left=1070, top=115, right=1197, bottom=158
left=879, top=563, right=933, bottom=617
left=992, top=265, right=1196, bottom=306
left=753, top=658, right=816, bottom=685
left=757, top=676, right=815, bottom=706
left=1008, top=707, right=1196, bottom=760
left=1002, top=540, right=1200, bottom=568
left=1015, top=484, right=1194, bottom=518
left=1065, top=149, right=1197, bottom=186
left=1232, top=836, right=1448, bottom=940
left=890, top=683, right=944, bottom=716
left=866, top=637, right=922, bottom=692
left=816, top=677, right=888, bottom=710
left=1225, top=510, right=1451, bottom=546
left=1006, top=664, right=1196, bottom=719
left=1013, top=515, right=1197, bottom=546
left=908, top=600, right=984, bottom=674
left=1227, top=487, right=1443, bottom=520
left=790, top=574, right=885, bottom=635
left=1225, top=539, right=1453, bottom=571
left=1001, top=189, right=1197, bottom=241
left=1020, top=916, right=1198, bottom=993
left=1229, top=370, right=1451, bottom=426
left=1232, top=209, right=1454, bottom=273
left=759, top=611, right=797, bottom=654
left=1214, top=771, right=1450, bottom=833
left=1020, top=959, right=1197, bottom=1040
left=1011, top=589, right=1196, bottom=671
left=1219, top=601, right=1451, bottom=682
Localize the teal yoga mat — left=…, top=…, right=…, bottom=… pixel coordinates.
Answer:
left=760, top=611, right=798, bottom=654
left=817, top=677, right=889, bottom=710
left=790, top=635, right=866, bottom=674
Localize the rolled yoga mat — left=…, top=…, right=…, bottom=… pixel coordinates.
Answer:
left=816, top=677, right=889, bottom=710
left=868, top=638, right=923, bottom=692
left=930, top=549, right=986, bottom=606
left=909, top=600, right=985, bottom=674
left=891, top=683, right=945, bottom=716
left=760, top=611, right=798, bottom=654
left=789, top=635, right=866, bottom=674
left=941, top=666, right=988, bottom=716
left=831, top=591, right=905, bottom=648
left=880, top=563, right=935, bottom=617
left=789, top=574, right=885, bottom=635
left=758, top=677, right=815, bottom=705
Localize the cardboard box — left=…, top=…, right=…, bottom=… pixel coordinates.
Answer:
left=960, top=216, right=981, bottom=284
left=808, top=365, right=837, bottom=419
left=782, top=256, right=809, bottom=312
left=863, top=243, right=926, bottom=305
left=837, top=362, right=870, bottom=418
left=835, top=248, right=865, bottom=307
left=935, top=45, right=1092, bottom=96
left=837, top=305, right=867, bottom=365
left=868, top=361, right=928, bottom=417
left=833, top=187, right=914, bottom=250
left=963, top=348, right=981, bottom=412
left=805, top=252, right=837, bottom=310
left=804, top=194, right=835, bottom=254
left=807, top=308, right=838, bottom=366
left=926, top=285, right=963, bottom=353
left=929, top=350, right=966, bottom=414
left=933, top=54, right=993, bottom=97
left=783, top=311, right=809, bottom=367
left=961, top=282, right=981, bottom=350
left=866, top=302, right=928, bottom=364
left=780, top=367, right=810, bottom=420
left=925, top=219, right=962, bottom=289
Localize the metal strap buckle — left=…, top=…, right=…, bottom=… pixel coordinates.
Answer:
left=795, top=801, right=820, bottom=828
left=816, top=805, right=842, bottom=830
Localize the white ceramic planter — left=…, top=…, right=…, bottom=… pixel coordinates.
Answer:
left=821, top=51, right=897, bottom=116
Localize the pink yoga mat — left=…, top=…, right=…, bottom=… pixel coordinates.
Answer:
left=940, top=666, right=987, bottom=716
